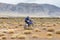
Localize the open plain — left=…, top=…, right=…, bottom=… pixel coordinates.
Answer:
left=0, top=17, right=60, bottom=40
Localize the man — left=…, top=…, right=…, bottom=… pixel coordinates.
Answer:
left=25, top=16, right=33, bottom=27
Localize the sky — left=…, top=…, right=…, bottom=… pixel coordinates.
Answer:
left=0, top=0, right=60, bottom=7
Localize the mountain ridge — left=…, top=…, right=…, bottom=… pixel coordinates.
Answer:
left=0, top=3, right=60, bottom=17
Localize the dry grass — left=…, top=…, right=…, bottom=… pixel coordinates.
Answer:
left=0, top=17, right=60, bottom=40
left=16, top=34, right=26, bottom=39
left=8, top=29, right=15, bottom=34
left=11, top=34, right=17, bottom=39
left=34, top=28, right=41, bottom=32
left=47, top=28, right=55, bottom=32
left=42, top=27, right=46, bottom=30
left=1, top=36, right=6, bottom=39
left=0, top=33, right=5, bottom=36
left=32, top=34, right=39, bottom=38
left=47, top=32, right=53, bottom=38
left=41, top=24, right=46, bottom=26
left=56, top=30, right=60, bottom=34
left=24, top=30, right=32, bottom=34
left=47, top=32, right=53, bottom=36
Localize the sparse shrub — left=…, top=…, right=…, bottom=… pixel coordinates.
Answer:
left=34, top=28, right=41, bottom=32
left=56, top=30, right=60, bottom=34
left=24, top=30, right=32, bottom=34
left=32, top=34, right=39, bottom=38
left=2, top=36, right=6, bottom=39
left=42, top=27, right=46, bottom=30
left=53, top=24, right=56, bottom=26
left=47, top=32, right=53, bottom=38
left=3, top=30, right=8, bottom=33
left=0, top=33, right=5, bottom=36
left=15, top=26, right=18, bottom=28
left=11, top=36, right=16, bottom=39
left=11, top=34, right=18, bottom=39
left=47, top=26, right=51, bottom=27
left=8, top=29, right=14, bottom=34
left=19, top=24, right=22, bottom=26
left=42, top=24, right=46, bottom=26
left=47, top=28, right=54, bottom=32
left=47, top=33, right=52, bottom=36
left=17, top=35, right=26, bottom=39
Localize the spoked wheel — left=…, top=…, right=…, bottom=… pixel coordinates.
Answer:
left=24, top=24, right=33, bottom=30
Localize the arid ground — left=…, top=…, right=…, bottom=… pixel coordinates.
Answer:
left=0, top=17, right=60, bottom=40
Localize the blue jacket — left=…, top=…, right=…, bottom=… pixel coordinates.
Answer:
left=25, top=17, right=33, bottom=24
